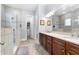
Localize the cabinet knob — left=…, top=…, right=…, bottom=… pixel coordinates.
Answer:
left=67, top=53, right=70, bottom=55
left=61, top=50, right=65, bottom=52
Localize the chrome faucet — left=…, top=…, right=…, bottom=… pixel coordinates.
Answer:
left=71, top=31, right=79, bottom=38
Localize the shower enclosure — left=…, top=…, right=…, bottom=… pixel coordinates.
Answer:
left=1, top=12, right=16, bottom=54
left=1, top=5, right=21, bottom=54
left=1, top=5, right=28, bottom=55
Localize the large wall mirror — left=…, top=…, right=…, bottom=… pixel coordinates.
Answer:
left=52, top=8, right=79, bottom=33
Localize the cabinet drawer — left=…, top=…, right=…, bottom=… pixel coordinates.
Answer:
left=53, top=37, right=65, bottom=44
left=67, top=50, right=79, bottom=55
left=47, top=36, right=53, bottom=45
left=53, top=39, right=65, bottom=47
left=47, top=40, right=52, bottom=45
left=47, top=36, right=52, bottom=40
left=53, top=42, right=65, bottom=50
left=66, top=42, right=79, bottom=54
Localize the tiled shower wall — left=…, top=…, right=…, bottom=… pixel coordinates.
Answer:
left=1, top=5, right=14, bottom=54
left=1, top=5, right=22, bottom=54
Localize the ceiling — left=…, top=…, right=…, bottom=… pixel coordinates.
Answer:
left=5, top=4, right=79, bottom=16
left=44, top=4, right=63, bottom=14
left=5, top=4, right=38, bottom=12
left=55, top=4, right=79, bottom=15
left=5, top=4, right=63, bottom=14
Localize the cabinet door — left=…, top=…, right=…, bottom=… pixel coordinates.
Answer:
left=39, top=33, right=47, bottom=49
left=47, top=36, right=52, bottom=54
left=66, top=42, right=79, bottom=55
left=47, top=36, right=52, bottom=44
left=53, top=37, right=65, bottom=55
left=42, top=34, right=47, bottom=49
left=39, top=33, right=42, bottom=45
left=39, top=33, right=44, bottom=46
left=47, top=43, right=51, bottom=54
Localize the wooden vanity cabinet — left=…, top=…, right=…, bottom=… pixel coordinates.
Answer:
left=39, top=33, right=47, bottom=50
left=46, top=35, right=53, bottom=54
left=39, top=33, right=79, bottom=55
left=39, top=33, right=52, bottom=54
left=52, top=37, right=66, bottom=55
left=66, top=42, right=79, bottom=55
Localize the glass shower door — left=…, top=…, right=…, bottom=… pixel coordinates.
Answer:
left=0, top=4, right=1, bottom=54
left=1, top=13, right=16, bottom=55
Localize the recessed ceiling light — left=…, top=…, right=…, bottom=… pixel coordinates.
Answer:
left=45, top=10, right=55, bottom=18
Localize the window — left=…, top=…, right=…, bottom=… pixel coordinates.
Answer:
left=64, top=18, right=71, bottom=26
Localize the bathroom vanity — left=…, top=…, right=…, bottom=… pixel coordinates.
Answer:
left=39, top=32, right=79, bottom=55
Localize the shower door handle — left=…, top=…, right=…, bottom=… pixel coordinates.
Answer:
left=0, top=42, right=5, bottom=45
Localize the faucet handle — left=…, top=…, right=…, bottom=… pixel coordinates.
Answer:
left=0, top=42, right=5, bottom=45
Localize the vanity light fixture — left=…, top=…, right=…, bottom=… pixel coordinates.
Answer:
left=40, top=20, right=45, bottom=25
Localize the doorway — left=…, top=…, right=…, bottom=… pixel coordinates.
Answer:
left=27, top=22, right=31, bottom=39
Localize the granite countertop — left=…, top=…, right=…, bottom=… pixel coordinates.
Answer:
left=40, top=31, right=79, bottom=45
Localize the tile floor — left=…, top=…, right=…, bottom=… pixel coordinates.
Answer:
left=15, top=38, right=49, bottom=55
